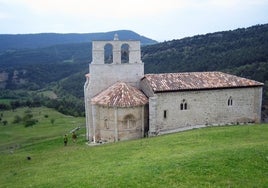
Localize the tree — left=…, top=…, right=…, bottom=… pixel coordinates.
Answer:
left=2, top=120, right=8, bottom=126
left=13, top=115, right=22, bottom=124
left=10, top=101, right=20, bottom=111
left=50, top=118, right=55, bottom=125
left=23, top=110, right=38, bottom=127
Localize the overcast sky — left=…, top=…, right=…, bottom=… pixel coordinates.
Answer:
left=0, top=0, right=267, bottom=41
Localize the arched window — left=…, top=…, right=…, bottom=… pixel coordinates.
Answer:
left=180, top=103, right=184, bottom=110
left=180, top=99, right=188, bottom=110
left=123, top=114, right=136, bottom=129
left=121, top=44, right=129, bottom=63
left=104, top=43, right=113, bottom=64
left=104, top=119, right=109, bottom=129
left=228, top=96, right=233, bottom=106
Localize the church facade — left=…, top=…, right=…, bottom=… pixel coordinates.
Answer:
left=84, top=36, right=263, bottom=143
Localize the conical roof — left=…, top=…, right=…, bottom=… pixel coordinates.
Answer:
left=91, top=82, right=148, bottom=107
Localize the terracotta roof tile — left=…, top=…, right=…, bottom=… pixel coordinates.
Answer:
left=142, top=72, right=263, bottom=92
left=91, top=82, right=148, bottom=107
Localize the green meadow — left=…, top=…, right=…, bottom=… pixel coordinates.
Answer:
left=0, top=107, right=267, bottom=187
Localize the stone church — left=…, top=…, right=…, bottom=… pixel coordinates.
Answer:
left=84, top=35, right=263, bottom=143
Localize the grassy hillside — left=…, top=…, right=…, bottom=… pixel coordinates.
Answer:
left=0, top=107, right=85, bottom=152
left=0, top=109, right=267, bottom=187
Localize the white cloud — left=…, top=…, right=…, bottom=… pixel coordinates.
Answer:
left=0, top=12, right=10, bottom=19
left=12, top=0, right=195, bottom=19
left=0, top=0, right=267, bottom=40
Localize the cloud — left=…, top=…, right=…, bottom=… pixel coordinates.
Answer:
left=0, top=0, right=267, bottom=39
left=0, top=12, right=10, bottom=20
left=10, top=0, right=193, bottom=19
left=3, top=0, right=267, bottom=21
left=0, top=1, right=13, bottom=20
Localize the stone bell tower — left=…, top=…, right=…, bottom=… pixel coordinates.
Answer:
left=84, top=34, right=144, bottom=141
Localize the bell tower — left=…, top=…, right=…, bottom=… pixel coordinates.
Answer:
left=84, top=34, right=144, bottom=141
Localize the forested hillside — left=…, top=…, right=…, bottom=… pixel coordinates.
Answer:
left=142, top=24, right=268, bottom=76
left=0, top=24, right=267, bottom=119
left=0, top=30, right=157, bottom=51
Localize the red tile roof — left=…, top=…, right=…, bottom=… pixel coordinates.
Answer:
left=91, top=82, right=148, bottom=107
left=142, top=72, right=263, bottom=93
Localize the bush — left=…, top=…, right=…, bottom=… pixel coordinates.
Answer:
left=50, top=118, right=55, bottom=125
left=22, top=110, right=38, bottom=127
left=2, top=120, right=8, bottom=126
left=24, top=119, right=38, bottom=127
left=13, top=115, right=22, bottom=124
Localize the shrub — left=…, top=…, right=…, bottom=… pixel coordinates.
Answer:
left=13, top=115, right=22, bottom=124
left=24, top=119, right=38, bottom=127
left=2, top=120, right=8, bottom=126
left=50, top=118, right=55, bottom=125
left=22, top=110, right=38, bottom=127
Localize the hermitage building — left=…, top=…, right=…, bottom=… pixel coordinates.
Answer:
left=84, top=35, right=263, bottom=143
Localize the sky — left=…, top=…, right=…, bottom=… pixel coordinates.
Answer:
left=0, top=0, right=267, bottom=41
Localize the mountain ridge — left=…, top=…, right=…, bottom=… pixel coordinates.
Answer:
left=0, top=30, right=157, bottom=51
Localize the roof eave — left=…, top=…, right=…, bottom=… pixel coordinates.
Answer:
left=153, top=85, right=264, bottom=93
left=95, top=102, right=148, bottom=108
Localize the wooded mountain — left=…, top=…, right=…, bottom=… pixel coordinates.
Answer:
left=143, top=24, right=268, bottom=82
left=0, top=30, right=157, bottom=51
left=0, top=24, right=267, bottom=119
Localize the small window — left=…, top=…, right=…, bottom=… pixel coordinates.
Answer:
left=123, top=114, right=136, bottom=129
left=228, top=97, right=233, bottom=106
left=104, top=119, right=109, bottom=129
left=184, top=103, right=187, bottom=110
left=164, top=110, right=167, bottom=118
left=180, top=99, right=188, bottom=110
left=180, top=103, right=184, bottom=110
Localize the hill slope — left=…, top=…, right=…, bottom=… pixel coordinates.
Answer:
left=0, top=119, right=267, bottom=187
left=0, top=30, right=157, bottom=51
left=0, top=24, right=267, bottom=117
left=142, top=23, right=268, bottom=77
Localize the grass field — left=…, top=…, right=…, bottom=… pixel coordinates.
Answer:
left=0, top=107, right=267, bottom=187
left=0, top=107, right=85, bottom=152
left=0, top=98, right=12, bottom=104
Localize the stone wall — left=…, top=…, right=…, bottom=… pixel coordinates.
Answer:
left=147, top=87, right=262, bottom=135
left=84, top=75, right=91, bottom=140
left=89, top=63, right=144, bottom=96
left=92, top=105, right=147, bottom=142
